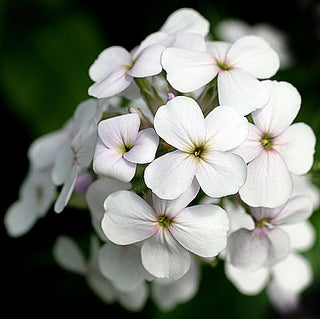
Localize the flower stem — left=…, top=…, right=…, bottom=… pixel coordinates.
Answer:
left=197, top=77, right=218, bottom=116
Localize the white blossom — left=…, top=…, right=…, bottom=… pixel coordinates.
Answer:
left=144, top=96, right=248, bottom=199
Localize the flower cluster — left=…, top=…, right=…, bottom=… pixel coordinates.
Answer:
left=5, top=8, right=319, bottom=314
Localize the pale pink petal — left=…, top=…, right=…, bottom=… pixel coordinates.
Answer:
left=144, top=150, right=198, bottom=200
left=225, top=262, right=270, bottom=295
left=250, top=205, right=285, bottom=222
left=151, top=179, right=200, bottom=218
left=232, top=123, right=263, bottom=163
left=162, top=47, right=219, bottom=93
left=102, top=190, right=156, bottom=245
left=89, top=46, right=132, bottom=82
left=160, top=8, right=209, bottom=36
left=227, top=228, right=269, bottom=270
left=127, top=44, right=165, bottom=77
left=218, top=68, right=270, bottom=115
left=97, top=113, right=140, bottom=149
left=196, top=150, right=247, bottom=198
left=172, top=204, right=229, bottom=257
left=154, top=96, right=206, bottom=151
left=141, top=230, right=191, bottom=280
left=226, top=35, right=280, bottom=78
left=252, top=81, right=301, bottom=136
left=273, top=123, right=316, bottom=175
left=239, top=150, right=292, bottom=208
left=124, top=128, right=159, bottom=164
left=204, top=105, right=248, bottom=151
left=93, top=147, right=136, bottom=183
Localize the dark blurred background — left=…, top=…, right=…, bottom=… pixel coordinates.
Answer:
left=1, top=0, right=320, bottom=318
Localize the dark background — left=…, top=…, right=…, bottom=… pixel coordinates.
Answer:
left=1, top=0, right=320, bottom=318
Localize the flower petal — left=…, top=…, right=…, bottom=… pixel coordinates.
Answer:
left=124, top=128, right=159, bottom=164
left=98, top=243, right=145, bottom=292
left=172, top=204, right=229, bottom=257
left=97, top=113, right=140, bottom=149
left=273, top=123, right=316, bottom=175
left=93, top=144, right=137, bottom=183
left=204, top=105, right=248, bottom=151
left=252, top=81, right=301, bottom=136
left=144, top=150, right=197, bottom=200
left=154, top=96, right=205, bottom=151
left=239, top=150, right=292, bottom=208
left=141, top=230, right=190, bottom=280
left=162, top=47, right=219, bottom=93
left=102, top=190, right=156, bottom=245
left=89, top=46, right=132, bottom=82
left=226, top=35, right=280, bottom=78
left=218, top=68, right=270, bottom=115
left=196, top=150, right=247, bottom=198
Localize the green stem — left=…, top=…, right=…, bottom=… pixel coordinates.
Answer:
left=197, top=77, right=218, bottom=115
left=134, top=77, right=165, bottom=115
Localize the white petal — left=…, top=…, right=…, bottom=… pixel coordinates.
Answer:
left=54, top=164, right=79, bottom=213
left=196, top=150, right=247, bottom=198
left=227, top=228, right=269, bottom=270
left=225, top=262, right=269, bottom=295
left=218, top=68, right=270, bottom=115
left=89, top=46, right=132, bottom=82
left=53, top=236, right=87, bottom=275
left=206, top=41, right=231, bottom=61
left=226, top=35, right=280, bottom=78
left=162, top=47, right=219, bottom=93
left=160, top=8, right=209, bottom=36
left=118, top=282, right=148, bottom=312
left=273, top=123, right=316, bottom=175
left=88, top=67, right=133, bottom=98
left=124, top=128, right=159, bottom=164
left=215, top=19, right=249, bottom=42
left=232, top=123, right=263, bottom=163
left=141, top=230, right=190, bottom=280
left=252, top=81, right=301, bottom=136
left=279, top=221, right=316, bottom=252
left=97, top=113, right=140, bottom=149
left=152, top=179, right=200, bottom=218
left=93, top=146, right=136, bottom=183
left=98, top=243, right=145, bottom=292
left=174, top=33, right=206, bottom=51
left=4, top=200, right=38, bottom=237
left=102, top=190, right=156, bottom=245
left=272, top=195, right=313, bottom=225
left=127, top=44, right=165, bottom=77
left=265, top=227, right=290, bottom=267
left=239, top=150, right=292, bottom=208
left=144, top=150, right=197, bottom=200
left=172, top=204, right=229, bottom=257
left=272, top=252, right=313, bottom=294
left=204, top=105, right=248, bottom=151
left=154, top=96, right=205, bottom=151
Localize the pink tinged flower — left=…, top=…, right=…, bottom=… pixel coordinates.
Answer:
left=88, top=44, right=165, bottom=99
left=144, top=96, right=248, bottom=200
left=93, top=113, right=159, bottom=183
left=162, top=35, right=280, bottom=115
left=236, top=80, right=316, bottom=208
left=101, top=182, right=230, bottom=280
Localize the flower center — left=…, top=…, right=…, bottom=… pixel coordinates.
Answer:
left=119, top=143, right=133, bottom=154
left=216, top=59, right=232, bottom=71
left=261, top=134, right=273, bottom=151
left=255, top=219, right=269, bottom=228
left=158, top=215, right=173, bottom=228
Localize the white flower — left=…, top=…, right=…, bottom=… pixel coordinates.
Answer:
left=101, top=181, right=229, bottom=279
left=162, top=35, right=280, bottom=115
left=52, top=99, right=100, bottom=213
left=86, top=177, right=131, bottom=240
left=4, top=169, right=55, bottom=237
left=151, top=257, right=201, bottom=312
left=53, top=235, right=148, bottom=311
left=236, top=80, right=316, bottom=208
left=144, top=96, right=248, bottom=200
left=93, top=113, right=159, bottom=182
left=215, top=19, right=293, bottom=69
left=226, top=194, right=313, bottom=271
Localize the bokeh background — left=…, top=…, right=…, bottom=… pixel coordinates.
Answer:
left=1, top=0, right=320, bottom=318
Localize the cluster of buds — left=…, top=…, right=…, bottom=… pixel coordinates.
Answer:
left=5, top=8, right=319, bottom=314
